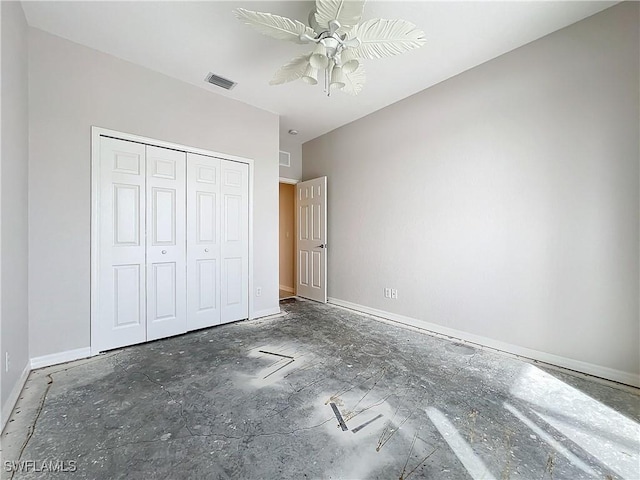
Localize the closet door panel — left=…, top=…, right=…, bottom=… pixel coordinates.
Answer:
left=187, top=153, right=221, bottom=330
left=146, top=145, right=187, bottom=341
left=221, top=160, right=249, bottom=323
left=98, top=137, right=147, bottom=351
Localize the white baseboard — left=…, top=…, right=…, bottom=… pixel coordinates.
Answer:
left=279, top=285, right=295, bottom=294
left=328, top=297, right=640, bottom=388
left=1, top=362, right=30, bottom=433
left=251, top=307, right=281, bottom=320
left=30, top=347, right=91, bottom=370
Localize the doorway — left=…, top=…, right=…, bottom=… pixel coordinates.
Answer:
left=279, top=182, right=296, bottom=299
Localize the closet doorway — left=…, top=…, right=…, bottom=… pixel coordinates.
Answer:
left=279, top=181, right=296, bottom=299
left=91, top=128, right=253, bottom=354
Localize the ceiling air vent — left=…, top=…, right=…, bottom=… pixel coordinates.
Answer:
left=205, top=72, right=237, bottom=90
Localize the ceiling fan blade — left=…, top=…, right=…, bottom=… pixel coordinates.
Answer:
left=347, top=18, right=426, bottom=59
left=234, top=8, right=316, bottom=44
left=340, top=64, right=366, bottom=95
left=314, top=0, right=365, bottom=31
left=270, top=55, right=312, bottom=85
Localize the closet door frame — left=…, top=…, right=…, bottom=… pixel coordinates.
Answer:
left=90, top=127, right=255, bottom=355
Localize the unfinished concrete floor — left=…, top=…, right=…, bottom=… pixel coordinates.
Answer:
left=2, top=298, right=639, bottom=479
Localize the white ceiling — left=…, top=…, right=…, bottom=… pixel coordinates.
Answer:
left=22, top=1, right=616, bottom=146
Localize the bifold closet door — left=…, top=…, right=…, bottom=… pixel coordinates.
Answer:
left=98, top=137, right=147, bottom=351
left=96, top=135, right=248, bottom=353
left=145, top=145, right=187, bottom=341
left=221, top=160, right=249, bottom=323
left=186, top=153, right=221, bottom=330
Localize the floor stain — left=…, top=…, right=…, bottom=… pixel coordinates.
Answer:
left=501, top=429, right=513, bottom=480
left=329, top=402, right=348, bottom=431
left=543, top=452, right=556, bottom=480
left=467, top=409, right=478, bottom=443
left=351, top=413, right=383, bottom=434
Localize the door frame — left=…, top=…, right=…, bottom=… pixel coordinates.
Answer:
left=90, top=126, right=255, bottom=355
left=278, top=178, right=299, bottom=298
left=278, top=177, right=299, bottom=185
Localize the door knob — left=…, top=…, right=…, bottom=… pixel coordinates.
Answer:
left=205, top=248, right=209, bottom=253
left=316, top=244, right=327, bottom=249
left=161, top=250, right=167, bottom=254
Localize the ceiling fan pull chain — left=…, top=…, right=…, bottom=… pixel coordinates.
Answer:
left=325, top=67, right=330, bottom=97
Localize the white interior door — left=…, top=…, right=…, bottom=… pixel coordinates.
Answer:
left=296, top=177, right=327, bottom=303
left=220, top=160, right=249, bottom=323
left=186, top=153, right=221, bottom=330
left=98, top=137, right=147, bottom=351
left=145, top=145, right=187, bottom=341
left=94, top=130, right=252, bottom=353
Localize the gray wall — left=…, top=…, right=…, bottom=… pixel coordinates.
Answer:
left=29, top=28, right=280, bottom=359
left=1, top=1, right=30, bottom=424
left=303, top=3, right=639, bottom=383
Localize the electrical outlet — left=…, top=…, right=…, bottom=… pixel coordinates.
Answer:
left=256, top=287, right=262, bottom=297
left=5, top=352, right=9, bottom=372
left=391, top=289, right=398, bottom=299
left=384, top=288, right=391, bottom=298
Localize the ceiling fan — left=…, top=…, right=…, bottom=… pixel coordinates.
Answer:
left=234, top=0, right=426, bottom=96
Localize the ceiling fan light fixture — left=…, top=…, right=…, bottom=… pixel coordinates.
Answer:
left=342, top=59, right=359, bottom=74
left=302, top=65, right=319, bottom=85
left=310, top=44, right=330, bottom=69
left=330, top=65, right=345, bottom=89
